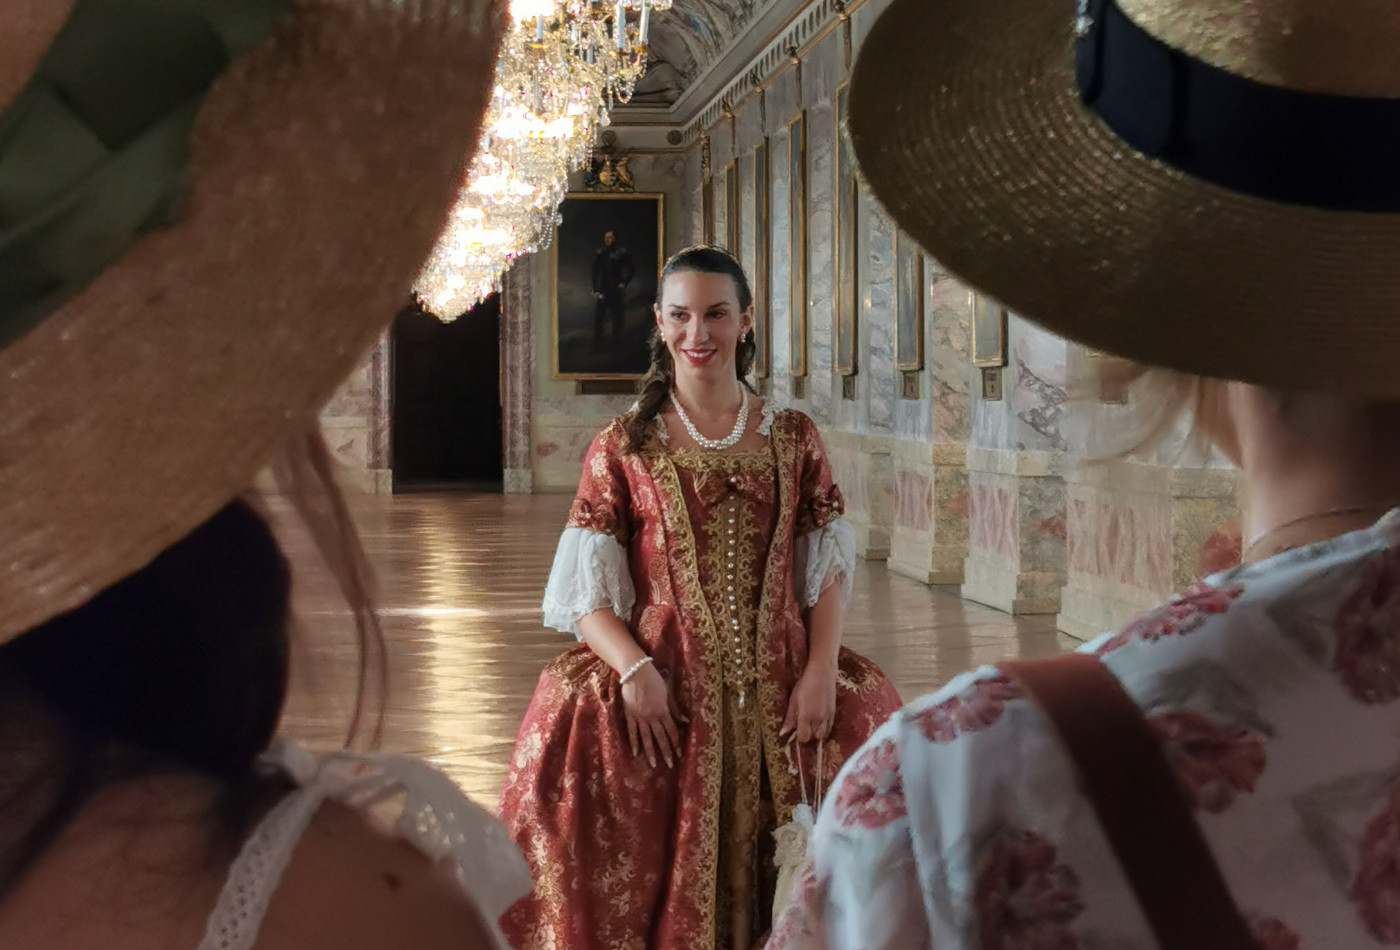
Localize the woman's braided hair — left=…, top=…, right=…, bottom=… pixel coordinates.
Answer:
left=624, top=245, right=757, bottom=452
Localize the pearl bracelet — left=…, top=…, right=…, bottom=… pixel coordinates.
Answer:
left=619, top=656, right=654, bottom=686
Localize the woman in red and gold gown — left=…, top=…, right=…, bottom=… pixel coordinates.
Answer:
left=498, top=247, right=902, bottom=950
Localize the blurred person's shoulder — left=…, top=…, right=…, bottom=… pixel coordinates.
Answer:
left=258, top=798, right=503, bottom=950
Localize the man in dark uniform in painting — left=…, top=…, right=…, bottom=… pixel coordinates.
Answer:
left=591, top=230, right=635, bottom=351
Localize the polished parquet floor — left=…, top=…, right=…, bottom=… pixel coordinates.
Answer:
left=275, top=493, right=1066, bottom=809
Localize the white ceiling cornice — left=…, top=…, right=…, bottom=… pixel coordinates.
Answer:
left=611, top=0, right=862, bottom=138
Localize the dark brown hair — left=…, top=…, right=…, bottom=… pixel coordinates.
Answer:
left=0, top=499, right=292, bottom=893
left=624, top=245, right=758, bottom=452
left=0, top=432, right=384, bottom=899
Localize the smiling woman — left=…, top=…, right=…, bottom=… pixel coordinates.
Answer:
left=497, top=245, right=902, bottom=950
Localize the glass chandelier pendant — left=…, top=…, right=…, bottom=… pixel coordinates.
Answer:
left=413, top=0, right=660, bottom=319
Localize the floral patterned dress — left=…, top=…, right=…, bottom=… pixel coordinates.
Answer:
left=499, top=406, right=902, bottom=950
left=770, top=510, right=1400, bottom=950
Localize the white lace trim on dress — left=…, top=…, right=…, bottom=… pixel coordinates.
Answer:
left=757, top=397, right=783, bottom=436
left=793, top=517, right=855, bottom=609
left=198, top=738, right=531, bottom=950
left=541, top=527, right=635, bottom=637
left=197, top=769, right=324, bottom=950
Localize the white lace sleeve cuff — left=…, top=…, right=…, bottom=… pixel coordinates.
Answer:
left=793, top=517, right=856, bottom=609
left=541, top=527, right=636, bottom=637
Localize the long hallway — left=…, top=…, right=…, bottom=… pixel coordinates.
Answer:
left=275, top=493, right=1066, bottom=808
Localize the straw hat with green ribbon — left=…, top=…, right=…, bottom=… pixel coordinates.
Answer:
left=0, top=0, right=504, bottom=643
left=848, top=0, right=1400, bottom=396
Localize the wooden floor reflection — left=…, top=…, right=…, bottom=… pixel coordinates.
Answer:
left=276, top=493, right=1066, bottom=809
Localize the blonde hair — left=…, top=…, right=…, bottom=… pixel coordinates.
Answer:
left=1082, top=355, right=1237, bottom=462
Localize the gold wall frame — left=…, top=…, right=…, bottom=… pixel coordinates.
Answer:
left=551, top=192, right=665, bottom=380
left=752, top=139, right=771, bottom=378
left=970, top=289, right=1008, bottom=369
left=894, top=232, right=925, bottom=372
left=788, top=112, right=808, bottom=378
left=834, top=84, right=857, bottom=377
left=702, top=177, right=715, bottom=244
left=724, top=160, right=740, bottom=256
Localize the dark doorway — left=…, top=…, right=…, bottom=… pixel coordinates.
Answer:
left=391, top=296, right=504, bottom=491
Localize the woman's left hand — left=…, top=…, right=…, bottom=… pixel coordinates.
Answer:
left=781, top=664, right=838, bottom=743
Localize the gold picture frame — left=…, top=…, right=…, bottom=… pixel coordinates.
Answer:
left=550, top=192, right=665, bottom=380
left=970, top=290, right=1009, bottom=368
left=788, top=112, right=808, bottom=378
left=724, top=160, right=740, bottom=256
left=834, top=84, right=857, bottom=377
left=702, top=175, right=715, bottom=244
left=894, top=232, right=924, bottom=372
left=751, top=139, right=771, bottom=378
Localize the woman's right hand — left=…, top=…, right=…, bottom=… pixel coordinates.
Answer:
left=621, top=663, right=688, bottom=768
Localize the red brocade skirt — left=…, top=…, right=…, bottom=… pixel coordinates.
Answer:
left=497, top=643, right=901, bottom=950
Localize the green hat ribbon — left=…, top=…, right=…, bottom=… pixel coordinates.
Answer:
left=0, top=0, right=288, bottom=351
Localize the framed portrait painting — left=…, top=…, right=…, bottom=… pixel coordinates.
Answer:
left=751, top=139, right=771, bottom=378
left=834, top=84, right=857, bottom=377
left=552, top=193, right=664, bottom=380
left=970, top=289, right=1008, bottom=368
left=724, top=160, right=740, bottom=257
left=895, top=231, right=924, bottom=371
left=788, top=112, right=808, bottom=378
left=702, top=175, right=715, bottom=245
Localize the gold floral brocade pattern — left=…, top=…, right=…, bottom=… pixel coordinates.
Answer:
left=673, top=446, right=778, bottom=947
left=497, top=412, right=903, bottom=950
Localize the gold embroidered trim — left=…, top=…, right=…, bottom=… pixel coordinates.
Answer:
left=646, top=447, right=727, bottom=948
left=667, top=446, right=775, bottom=470
left=755, top=411, right=802, bottom=821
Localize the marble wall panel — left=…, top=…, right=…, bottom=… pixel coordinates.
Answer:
left=969, top=480, right=1016, bottom=560
left=927, top=262, right=972, bottom=445
left=822, top=429, right=893, bottom=559
left=532, top=416, right=616, bottom=492
left=807, top=99, right=836, bottom=421
left=889, top=439, right=969, bottom=585
left=962, top=447, right=1066, bottom=614
left=320, top=334, right=392, bottom=493
left=865, top=203, right=896, bottom=432
left=770, top=122, right=793, bottom=392
left=895, top=469, right=932, bottom=532
left=502, top=260, right=534, bottom=493
left=1057, top=458, right=1239, bottom=639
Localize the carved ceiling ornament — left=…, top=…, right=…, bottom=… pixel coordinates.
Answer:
left=584, top=131, right=638, bottom=193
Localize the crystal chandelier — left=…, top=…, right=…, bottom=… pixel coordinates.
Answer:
left=413, top=0, right=664, bottom=318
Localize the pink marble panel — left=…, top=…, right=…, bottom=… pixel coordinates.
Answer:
left=895, top=470, right=933, bottom=531
left=501, top=261, right=534, bottom=474
left=328, top=429, right=370, bottom=469
left=1198, top=520, right=1242, bottom=576
left=944, top=488, right=970, bottom=520
left=368, top=337, right=390, bottom=468
left=1068, top=496, right=1171, bottom=592
left=970, top=482, right=1016, bottom=559
left=1068, top=498, right=1094, bottom=575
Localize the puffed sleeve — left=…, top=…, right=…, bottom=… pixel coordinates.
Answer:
left=540, top=428, right=636, bottom=637
left=792, top=414, right=856, bottom=609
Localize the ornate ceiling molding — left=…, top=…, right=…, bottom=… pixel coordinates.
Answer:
left=612, top=0, right=867, bottom=142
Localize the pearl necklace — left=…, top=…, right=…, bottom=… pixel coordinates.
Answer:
left=671, top=388, right=749, bottom=450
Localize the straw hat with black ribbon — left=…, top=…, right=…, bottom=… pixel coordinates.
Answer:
left=0, top=0, right=505, bottom=645
left=848, top=0, right=1400, bottom=397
